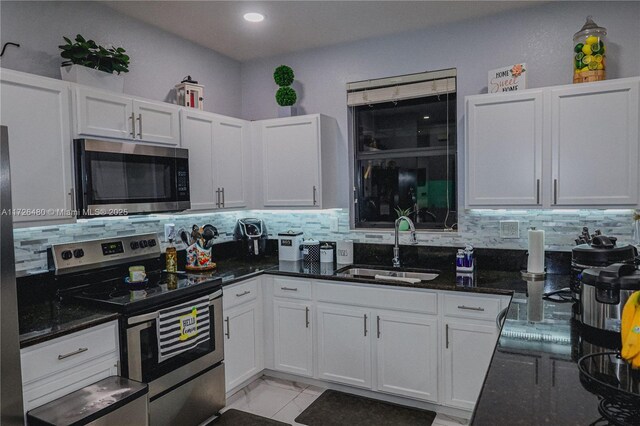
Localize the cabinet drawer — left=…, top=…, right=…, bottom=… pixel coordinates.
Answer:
left=21, top=321, right=118, bottom=385
left=273, top=277, right=312, bottom=300
left=224, top=279, right=259, bottom=310
left=315, top=281, right=437, bottom=314
left=443, top=293, right=502, bottom=321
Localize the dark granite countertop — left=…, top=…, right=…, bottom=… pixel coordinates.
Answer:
left=471, top=274, right=630, bottom=425
left=265, top=260, right=518, bottom=295
left=19, top=300, right=119, bottom=348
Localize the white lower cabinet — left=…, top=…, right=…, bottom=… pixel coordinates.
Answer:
left=316, top=304, right=372, bottom=389
left=273, top=299, right=313, bottom=377
left=375, top=311, right=439, bottom=402
left=223, top=279, right=263, bottom=392
left=442, top=320, right=499, bottom=410
left=20, top=321, right=119, bottom=412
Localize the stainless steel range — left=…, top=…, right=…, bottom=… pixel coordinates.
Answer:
left=51, top=234, right=225, bottom=426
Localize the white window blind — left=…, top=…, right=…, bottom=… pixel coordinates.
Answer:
left=347, top=69, right=456, bottom=107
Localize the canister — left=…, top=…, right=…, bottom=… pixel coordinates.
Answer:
left=301, top=239, right=320, bottom=262
left=320, top=243, right=334, bottom=263
left=336, top=240, right=354, bottom=264
left=277, top=230, right=304, bottom=261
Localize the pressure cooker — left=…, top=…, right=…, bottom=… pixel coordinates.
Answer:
left=570, top=233, right=637, bottom=310
left=580, top=263, right=640, bottom=333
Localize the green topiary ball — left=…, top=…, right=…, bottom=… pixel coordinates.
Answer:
left=274, top=65, right=294, bottom=87
left=275, top=87, right=297, bottom=106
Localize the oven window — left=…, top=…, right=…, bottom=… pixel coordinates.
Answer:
left=138, top=304, right=217, bottom=383
left=87, top=151, right=175, bottom=204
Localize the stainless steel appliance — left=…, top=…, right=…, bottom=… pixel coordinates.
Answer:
left=233, top=218, right=268, bottom=258
left=0, top=126, right=25, bottom=425
left=52, top=234, right=225, bottom=426
left=74, top=139, right=190, bottom=217
left=570, top=231, right=637, bottom=313
left=581, top=263, right=640, bottom=333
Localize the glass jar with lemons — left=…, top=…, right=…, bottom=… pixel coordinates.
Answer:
left=573, top=16, right=607, bottom=83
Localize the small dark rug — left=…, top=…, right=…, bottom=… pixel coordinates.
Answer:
left=209, top=409, right=289, bottom=426
left=295, top=390, right=437, bottom=426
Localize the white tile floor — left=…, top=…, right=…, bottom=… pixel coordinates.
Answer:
left=222, top=376, right=468, bottom=426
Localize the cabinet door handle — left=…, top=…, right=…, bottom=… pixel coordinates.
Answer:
left=58, top=347, right=88, bottom=360
left=445, top=324, right=450, bottom=349
left=457, top=305, right=485, bottom=312
left=536, top=179, right=540, bottom=204
left=215, top=188, right=221, bottom=208
left=130, top=112, right=136, bottom=138
left=553, top=179, right=558, bottom=205
left=280, top=287, right=298, bottom=292
left=236, top=290, right=250, bottom=297
left=225, top=316, right=230, bottom=339
left=221, top=187, right=225, bottom=208
left=376, top=315, right=381, bottom=339
left=312, top=186, right=317, bottom=206
left=136, top=114, right=142, bottom=138
left=364, top=314, right=368, bottom=336
left=68, top=187, right=75, bottom=216
left=305, top=307, right=310, bottom=328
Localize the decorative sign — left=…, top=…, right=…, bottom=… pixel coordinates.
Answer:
left=488, top=64, right=527, bottom=93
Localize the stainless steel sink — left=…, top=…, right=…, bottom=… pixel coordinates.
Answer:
left=336, top=267, right=439, bottom=282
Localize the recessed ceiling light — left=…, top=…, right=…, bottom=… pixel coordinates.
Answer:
left=423, top=116, right=430, bottom=119
left=244, top=12, right=265, bottom=23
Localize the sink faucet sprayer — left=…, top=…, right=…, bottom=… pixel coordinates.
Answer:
left=393, top=216, right=418, bottom=268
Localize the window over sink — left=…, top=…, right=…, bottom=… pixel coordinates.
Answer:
left=348, top=69, right=458, bottom=230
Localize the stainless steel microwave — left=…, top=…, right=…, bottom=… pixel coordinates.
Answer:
left=74, top=139, right=190, bottom=217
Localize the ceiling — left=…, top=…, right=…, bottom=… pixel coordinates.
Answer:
left=104, top=1, right=545, bottom=62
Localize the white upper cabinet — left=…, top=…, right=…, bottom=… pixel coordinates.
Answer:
left=180, top=110, right=250, bottom=211
left=181, top=111, right=216, bottom=211
left=0, top=70, right=74, bottom=224
left=550, top=79, right=639, bottom=206
left=75, top=88, right=133, bottom=140
left=213, top=116, right=250, bottom=209
left=75, top=87, right=180, bottom=145
left=132, top=99, right=180, bottom=145
left=465, top=77, right=640, bottom=208
left=466, top=90, right=543, bottom=207
left=257, top=114, right=339, bottom=208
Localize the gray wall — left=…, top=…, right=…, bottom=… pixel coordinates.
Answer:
left=0, top=1, right=242, bottom=117
left=240, top=1, right=640, bottom=211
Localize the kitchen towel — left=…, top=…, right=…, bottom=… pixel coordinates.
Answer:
left=527, top=228, right=545, bottom=273
left=157, top=295, right=210, bottom=363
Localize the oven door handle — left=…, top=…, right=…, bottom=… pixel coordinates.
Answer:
left=128, top=289, right=222, bottom=325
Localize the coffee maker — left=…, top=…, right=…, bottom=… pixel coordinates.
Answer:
left=234, top=218, right=268, bottom=258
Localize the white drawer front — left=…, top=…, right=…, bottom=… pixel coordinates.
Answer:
left=223, top=278, right=259, bottom=310
left=22, top=358, right=118, bottom=412
left=273, top=277, right=312, bottom=300
left=315, top=281, right=437, bottom=314
left=443, top=293, right=503, bottom=321
left=21, top=321, right=118, bottom=385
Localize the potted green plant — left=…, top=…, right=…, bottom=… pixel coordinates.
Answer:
left=394, top=206, right=414, bottom=231
left=274, top=65, right=297, bottom=117
left=59, top=34, right=130, bottom=92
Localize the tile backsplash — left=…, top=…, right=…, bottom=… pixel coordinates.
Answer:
left=13, top=208, right=638, bottom=274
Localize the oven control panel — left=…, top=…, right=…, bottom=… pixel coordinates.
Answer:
left=52, top=233, right=161, bottom=273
